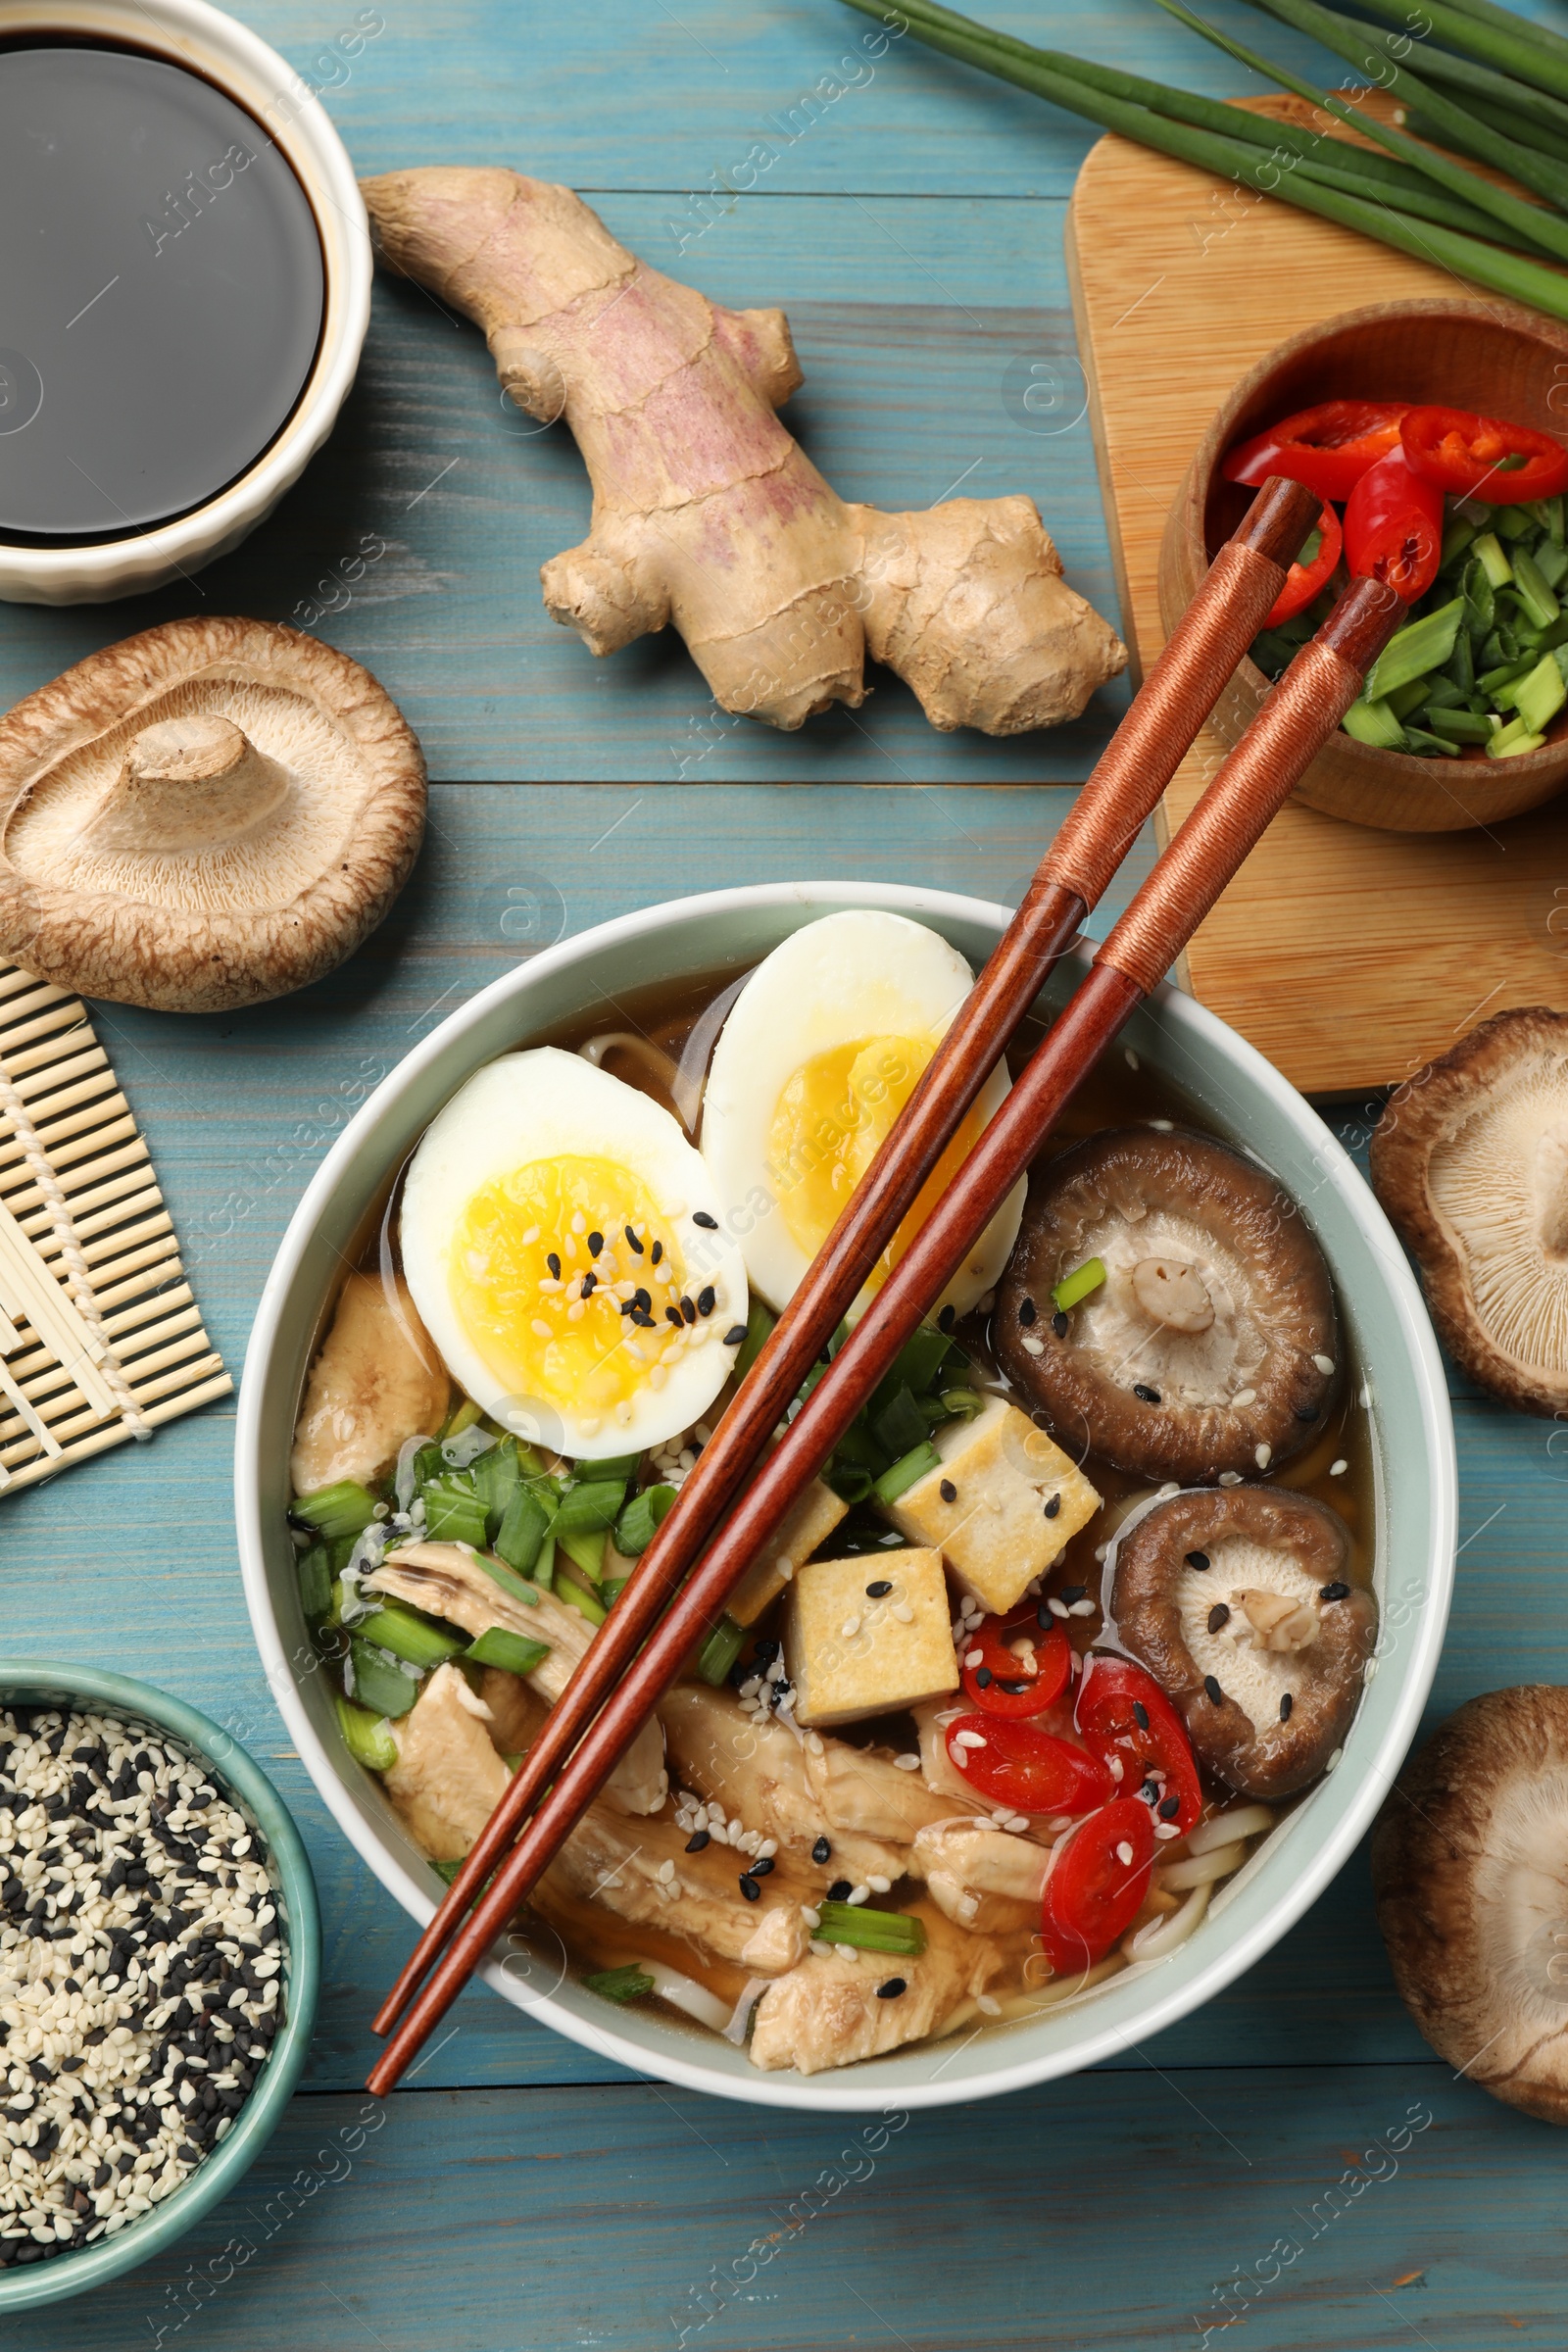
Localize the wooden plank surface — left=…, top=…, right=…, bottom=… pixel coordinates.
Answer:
left=10, top=0, right=1568, bottom=2341
left=1067, top=99, right=1568, bottom=1093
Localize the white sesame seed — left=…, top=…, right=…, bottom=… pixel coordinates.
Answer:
left=976, top=1992, right=1002, bottom=2015
left=1326, top=1747, right=1343, bottom=1773
left=1115, top=1840, right=1134, bottom=1866
left=954, top=1731, right=988, bottom=1750
left=1254, top=1443, right=1272, bottom=1469
left=530, top=1318, right=553, bottom=1339
left=808, top=1939, right=832, bottom=1958
left=801, top=1906, right=820, bottom=1929
left=847, top=1885, right=870, bottom=1905
left=963, top=1649, right=983, bottom=1670
left=658, top=1860, right=676, bottom=1884
left=1021, top=1335, right=1046, bottom=1357
left=1314, top=1354, right=1336, bottom=1377
left=893, top=1753, right=920, bottom=1772
left=1068, top=1598, right=1097, bottom=1618
left=1154, top=1822, right=1181, bottom=1840
left=1048, top=1597, right=1069, bottom=1621
left=1330, top=1458, right=1348, bottom=1477
left=840, top=1617, right=861, bottom=1641
left=866, top=1875, right=892, bottom=1894
left=1218, top=1470, right=1242, bottom=1487
left=1231, top=1388, right=1256, bottom=1408
left=891, top=1602, right=914, bottom=1624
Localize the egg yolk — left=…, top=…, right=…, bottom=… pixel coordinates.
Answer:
left=448, top=1154, right=694, bottom=1436
left=766, top=1035, right=986, bottom=1288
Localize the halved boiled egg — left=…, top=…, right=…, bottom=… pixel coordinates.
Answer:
left=400, top=1049, right=747, bottom=1461
left=700, top=910, right=1025, bottom=1318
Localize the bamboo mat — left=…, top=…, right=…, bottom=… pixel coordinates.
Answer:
left=0, top=961, right=228, bottom=1492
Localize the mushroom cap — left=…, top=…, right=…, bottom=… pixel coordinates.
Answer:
left=1111, top=1486, right=1374, bottom=1800
left=1371, top=1007, right=1568, bottom=1418
left=1372, top=1688, right=1568, bottom=2124
left=994, top=1128, right=1338, bottom=1483
left=0, top=618, right=426, bottom=1012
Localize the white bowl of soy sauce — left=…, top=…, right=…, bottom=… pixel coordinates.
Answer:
left=0, top=0, right=371, bottom=603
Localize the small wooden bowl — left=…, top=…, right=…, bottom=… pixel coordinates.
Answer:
left=1159, top=298, right=1568, bottom=832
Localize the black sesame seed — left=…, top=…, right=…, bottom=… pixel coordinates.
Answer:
left=697, top=1287, right=715, bottom=1317
left=748, top=1856, right=775, bottom=1879
left=1140, top=1779, right=1159, bottom=1803
left=939, top=1303, right=956, bottom=1334
left=876, top=1979, right=907, bottom=2000
left=1053, top=1310, right=1069, bottom=1338
left=664, top=1305, right=684, bottom=1329
left=634, top=1287, right=652, bottom=1310
left=624, top=1224, right=644, bottom=1252
left=738, top=1875, right=761, bottom=1902
left=680, top=1297, right=698, bottom=1326
left=1186, top=1550, right=1210, bottom=1571
left=620, top=1298, right=638, bottom=1317
left=581, top=1272, right=597, bottom=1298
left=812, top=1837, right=832, bottom=1865
left=587, top=1230, right=604, bottom=1256
left=546, top=1252, right=562, bottom=1280
left=693, top=1209, right=718, bottom=1229
left=684, top=1830, right=710, bottom=1852
left=827, top=1879, right=853, bottom=1901
left=1133, top=1383, right=1162, bottom=1403
left=1280, top=1693, right=1294, bottom=1722
left=1018, top=1298, right=1038, bottom=1327
left=1319, top=1581, right=1350, bottom=1602
left=865, top=1580, right=893, bottom=1598
left=1204, top=1675, right=1224, bottom=1705
left=754, top=1638, right=780, bottom=1662
left=940, top=1479, right=957, bottom=1503
left=1044, top=1494, right=1061, bottom=1519
left=1296, top=1406, right=1320, bottom=1422
left=1060, top=1585, right=1086, bottom=1605
left=1158, top=1795, right=1182, bottom=1821
left=650, top=1240, right=662, bottom=1264
left=999, top=1679, right=1033, bottom=1694
left=723, top=1324, right=748, bottom=1347
left=1208, top=1603, right=1231, bottom=1633
left=975, top=1666, right=994, bottom=1689
left=1133, top=1700, right=1150, bottom=1732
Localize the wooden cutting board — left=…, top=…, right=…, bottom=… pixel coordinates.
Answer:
left=1066, top=95, right=1568, bottom=1097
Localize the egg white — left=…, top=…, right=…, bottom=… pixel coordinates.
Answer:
left=700, top=910, right=1025, bottom=1318
left=400, top=1049, right=747, bottom=1460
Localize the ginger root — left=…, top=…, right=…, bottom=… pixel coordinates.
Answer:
left=361, top=167, right=1127, bottom=734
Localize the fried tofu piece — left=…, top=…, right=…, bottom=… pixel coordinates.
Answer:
left=784, top=1547, right=958, bottom=1728
left=882, top=1396, right=1101, bottom=1615
left=726, top=1469, right=850, bottom=1626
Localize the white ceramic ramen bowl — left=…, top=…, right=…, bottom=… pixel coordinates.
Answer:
left=236, top=883, right=1456, bottom=2113
left=0, top=0, right=370, bottom=604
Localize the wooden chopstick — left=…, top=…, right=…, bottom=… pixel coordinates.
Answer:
left=368, top=572, right=1398, bottom=2096
left=367, top=476, right=1320, bottom=2047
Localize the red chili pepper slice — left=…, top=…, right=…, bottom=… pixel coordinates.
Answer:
left=1400, top=405, right=1568, bottom=505
left=1038, top=1797, right=1155, bottom=1975
left=944, top=1712, right=1111, bottom=1816
left=1075, top=1656, right=1202, bottom=1837
left=1264, top=503, right=1342, bottom=628
left=1222, top=400, right=1410, bottom=503
left=1343, top=448, right=1445, bottom=605
left=958, top=1605, right=1073, bottom=1719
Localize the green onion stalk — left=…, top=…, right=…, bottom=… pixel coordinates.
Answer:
left=838, top=0, right=1568, bottom=327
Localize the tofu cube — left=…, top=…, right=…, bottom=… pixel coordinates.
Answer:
left=727, top=1469, right=849, bottom=1627
left=785, top=1547, right=958, bottom=1728
left=883, top=1396, right=1101, bottom=1617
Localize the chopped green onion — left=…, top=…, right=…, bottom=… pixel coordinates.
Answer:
left=1481, top=655, right=1538, bottom=698
left=1511, top=654, right=1567, bottom=735
left=1363, top=599, right=1464, bottom=703
left=813, top=1900, right=927, bottom=1957
left=1493, top=726, right=1548, bottom=758
left=871, top=1441, right=942, bottom=1505
left=586, top=1451, right=643, bottom=1483
left=297, top=1543, right=332, bottom=1619
left=585, top=1965, right=656, bottom=2004
left=613, top=1482, right=677, bottom=1557
left=1537, top=541, right=1568, bottom=593
left=348, top=1640, right=420, bottom=1720
left=1400, top=726, right=1460, bottom=758
left=1052, top=1257, right=1106, bottom=1312
left=938, top=1386, right=987, bottom=1419
left=600, top=1577, right=632, bottom=1607
left=824, top=1461, right=875, bottom=1506
left=431, top=1857, right=463, bottom=1885
left=557, top=1524, right=608, bottom=1583
left=735, top=1298, right=775, bottom=1378
left=870, top=1327, right=955, bottom=1426
left=291, top=1480, right=379, bottom=1541
left=1423, top=708, right=1496, bottom=744
left=1441, top=514, right=1481, bottom=571
left=476, top=1549, right=541, bottom=1608
left=870, top=1383, right=931, bottom=1462
left=697, top=1613, right=747, bottom=1687
left=555, top=1479, right=627, bottom=1536
left=493, top=1482, right=554, bottom=1577
left=466, top=1627, right=551, bottom=1676
left=1513, top=549, right=1561, bottom=632
left=335, top=1695, right=397, bottom=1772
left=441, top=1397, right=483, bottom=1442
left=1448, top=628, right=1476, bottom=696
left=358, top=1601, right=467, bottom=1672
left=469, top=1436, right=520, bottom=1537
left=1493, top=504, right=1538, bottom=543
left=1384, top=677, right=1433, bottom=722
left=1342, top=698, right=1407, bottom=751
left=1473, top=532, right=1515, bottom=588
left=532, top=1531, right=557, bottom=1593
left=419, top=1475, right=489, bottom=1548
left=555, top=1557, right=607, bottom=1625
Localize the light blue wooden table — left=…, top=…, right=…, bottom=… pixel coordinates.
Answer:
left=8, top=3, right=1568, bottom=2344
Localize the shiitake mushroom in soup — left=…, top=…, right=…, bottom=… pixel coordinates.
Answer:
left=995, top=1129, right=1338, bottom=1484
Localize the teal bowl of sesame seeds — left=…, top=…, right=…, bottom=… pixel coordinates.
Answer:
left=0, top=1662, right=319, bottom=2313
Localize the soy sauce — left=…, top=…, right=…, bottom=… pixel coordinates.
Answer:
left=0, top=41, right=324, bottom=541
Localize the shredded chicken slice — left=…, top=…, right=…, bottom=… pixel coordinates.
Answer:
left=804, top=1732, right=955, bottom=1845
left=908, top=1819, right=1050, bottom=1935
left=369, top=1540, right=666, bottom=1813
left=382, top=1669, right=804, bottom=1977
left=384, top=1663, right=511, bottom=1860
left=290, top=1271, right=450, bottom=1494
left=660, top=1683, right=906, bottom=1881
left=749, top=1902, right=1004, bottom=2075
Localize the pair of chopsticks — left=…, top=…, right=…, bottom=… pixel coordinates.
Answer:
left=368, top=477, right=1396, bottom=2095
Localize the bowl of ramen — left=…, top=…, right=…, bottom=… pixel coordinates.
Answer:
left=235, top=882, right=1456, bottom=2111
